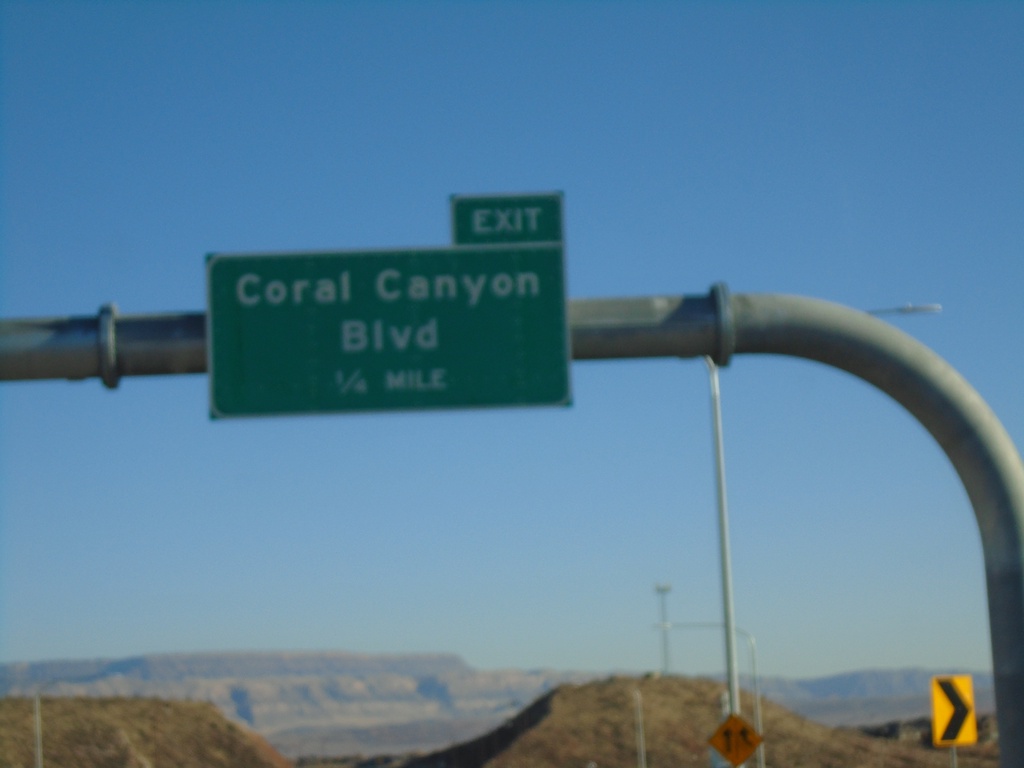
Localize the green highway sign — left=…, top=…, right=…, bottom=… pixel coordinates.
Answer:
left=451, top=193, right=563, bottom=245
left=206, top=245, right=570, bottom=418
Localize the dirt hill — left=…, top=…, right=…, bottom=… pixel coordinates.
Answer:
left=1, top=678, right=1001, bottom=768
left=2, top=653, right=994, bottom=758
left=373, top=675, right=1000, bottom=768
left=1, top=652, right=588, bottom=756
left=0, top=696, right=292, bottom=768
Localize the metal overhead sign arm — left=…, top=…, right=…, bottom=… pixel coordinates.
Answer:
left=2, top=285, right=1023, bottom=768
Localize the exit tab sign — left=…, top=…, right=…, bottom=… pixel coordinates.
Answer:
left=451, top=193, right=563, bottom=245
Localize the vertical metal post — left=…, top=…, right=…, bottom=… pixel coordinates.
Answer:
left=655, top=583, right=671, bottom=675
left=705, top=356, right=741, bottom=718
left=737, top=628, right=765, bottom=768
left=34, top=694, right=43, bottom=768
left=634, top=689, right=648, bottom=768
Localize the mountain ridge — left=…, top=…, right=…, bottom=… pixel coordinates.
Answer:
left=0, top=651, right=472, bottom=687
left=0, top=651, right=993, bottom=758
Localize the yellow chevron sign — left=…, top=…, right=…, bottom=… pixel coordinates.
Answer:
left=931, top=675, right=977, bottom=747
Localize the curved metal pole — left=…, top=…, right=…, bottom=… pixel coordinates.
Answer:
left=727, top=293, right=1024, bottom=766
left=579, top=288, right=1024, bottom=765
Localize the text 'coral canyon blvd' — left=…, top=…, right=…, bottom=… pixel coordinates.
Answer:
left=234, top=268, right=541, bottom=309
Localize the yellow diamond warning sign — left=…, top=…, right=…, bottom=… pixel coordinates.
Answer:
left=709, top=713, right=762, bottom=766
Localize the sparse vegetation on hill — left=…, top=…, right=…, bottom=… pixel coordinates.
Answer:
left=0, top=696, right=292, bottom=768
left=0, top=652, right=586, bottom=757
left=396, top=675, right=1000, bottom=768
left=0, top=675, right=1001, bottom=768
left=2, top=653, right=995, bottom=759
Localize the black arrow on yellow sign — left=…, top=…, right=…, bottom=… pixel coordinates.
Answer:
left=937, top=679, right=970, bottom=741
left=708, top=714, right=762, bottom=766
left=931, top=675, right=977, bottom=747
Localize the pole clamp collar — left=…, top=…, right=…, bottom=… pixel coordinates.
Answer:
left=711, top=282, right=735, bottom=367
left=98, top=303, right=120, bottom=389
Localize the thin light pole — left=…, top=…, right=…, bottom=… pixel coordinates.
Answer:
left=738, top=627, right=763, bottom=768
left=705, top=356, right=741, bottom=718
left=634, top=688, right=648, bottom=768
left=655, top=583, right=671, bottom=675
left=34, top=694, right=43, bottom=768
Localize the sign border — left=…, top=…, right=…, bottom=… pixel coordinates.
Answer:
left=708, top=713, right=762, bottom=767
left=930, top=674, right=977, bottom=747
left=205, top=243, right=571, bottom=419
left=450, top=191, right=564, bottom=246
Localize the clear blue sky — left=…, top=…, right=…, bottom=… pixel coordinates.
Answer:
left=1, top=1, right=1021, bottom=680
